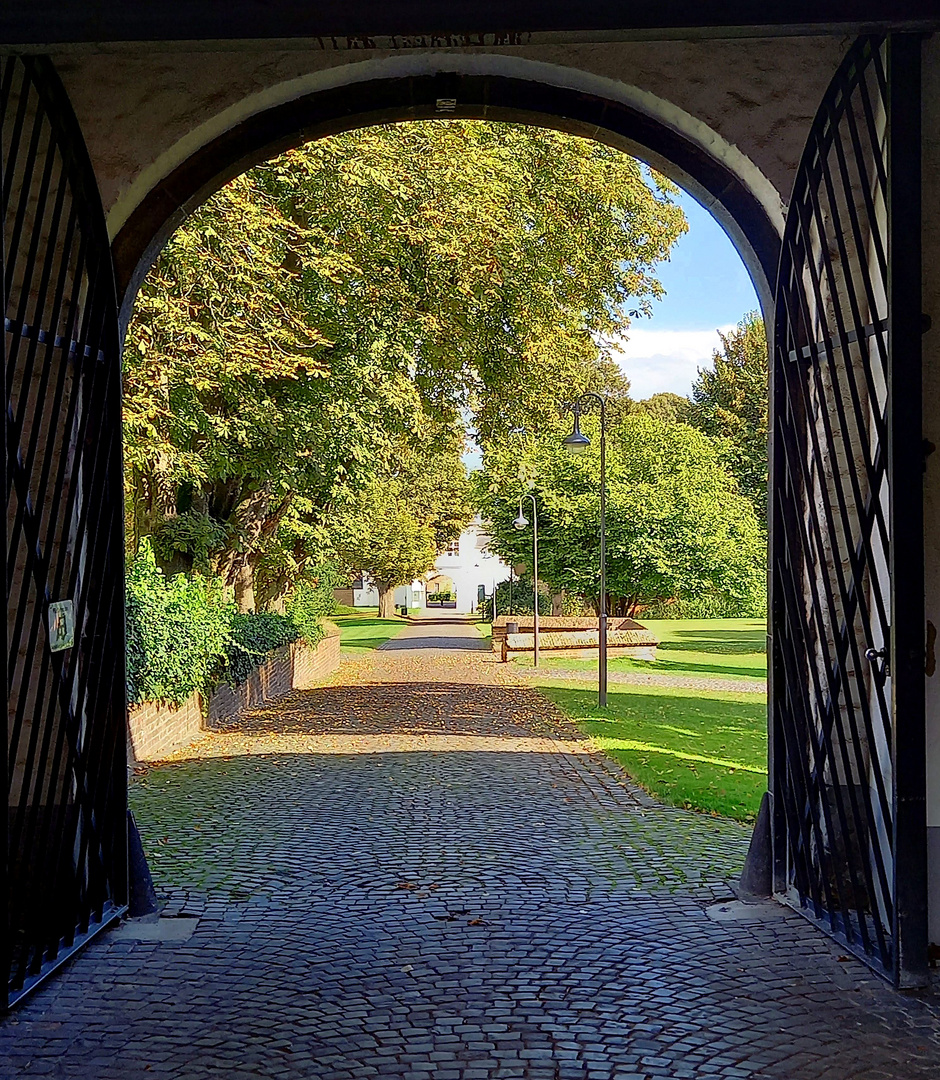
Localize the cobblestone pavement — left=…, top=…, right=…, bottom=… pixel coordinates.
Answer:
left=4, top=616, right=940, bottom=1079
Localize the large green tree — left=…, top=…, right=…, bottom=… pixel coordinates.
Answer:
left=125, top=121, right=686, bottom=607
left=688, top=311, right=768, bottom=519
left=333, top=484, right=439, bottom=618
left=330, top=439, right=474, bottom=616
left=479, top=413, right=765, bottom=616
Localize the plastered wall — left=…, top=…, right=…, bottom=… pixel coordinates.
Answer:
left=47, top=35, right=848, bottom=240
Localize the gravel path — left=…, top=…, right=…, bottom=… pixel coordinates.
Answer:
left=520, top=664, right=767, bottom=695
left=4, top=615, right=940, bottom=1080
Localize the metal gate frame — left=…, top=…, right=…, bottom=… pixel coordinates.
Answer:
left=770, top=33, right=926, bottom=986
left=2, top=55, right=128, bottom=1011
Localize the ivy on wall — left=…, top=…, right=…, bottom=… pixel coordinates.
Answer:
left=125, top=540, right=328, bottom=705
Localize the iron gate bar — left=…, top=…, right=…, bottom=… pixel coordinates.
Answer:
left=771, top=33, right=927, bottom=984
left=885, top=32, right=927, bottom=989
left=4, top=315, right=108, bottom=360
left=3, top=54, right=127, bottom=1010
left=788, top=319, right=889, bottom=364
left=772, top=414, right=891, bottom=947
left=0, top=45, right=6, bottom=1019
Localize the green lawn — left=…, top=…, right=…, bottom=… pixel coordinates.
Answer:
left=538, top=679, right=766, bottom=822
left=333, top=611, right=406, bottom=653
left=516, top=618, right=767, bottom=682
left=526, top=620, right=768, bottom=823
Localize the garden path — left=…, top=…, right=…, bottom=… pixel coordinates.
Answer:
left=3, top=614, right=940, bottom=1079
left=517, top=664, right=766, bottom=695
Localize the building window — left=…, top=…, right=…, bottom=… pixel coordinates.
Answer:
left=444, top=539, right=460, bottom=556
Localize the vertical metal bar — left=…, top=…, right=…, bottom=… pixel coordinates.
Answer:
left=768, top=315, right=787, bottom=897
left=0, top=60, right=8, bottom=1016
left=528, top=493, right=539, bottom=669
left=886, top=32, right=927, bottom=989
left=598, top=397, right=607, bottom=708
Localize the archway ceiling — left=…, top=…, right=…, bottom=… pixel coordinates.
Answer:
left=1, top=1, right=937, bottom=46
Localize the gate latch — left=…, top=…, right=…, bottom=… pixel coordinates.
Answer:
left=865, top=646, right=889, bottom=680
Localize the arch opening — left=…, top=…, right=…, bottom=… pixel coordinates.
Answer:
left=111, top=55, right=784, bottom=333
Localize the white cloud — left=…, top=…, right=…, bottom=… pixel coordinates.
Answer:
left=611, top=326, right=734, bottom=400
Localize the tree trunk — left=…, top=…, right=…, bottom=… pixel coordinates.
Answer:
left=378, top=584, right=398, bottom=618
left=234, top=558, right=256, bottom=613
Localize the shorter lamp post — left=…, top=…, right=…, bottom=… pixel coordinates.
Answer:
left=513, top=494, right=539, bottom=668
left=562, top=394, right=608, bottom=707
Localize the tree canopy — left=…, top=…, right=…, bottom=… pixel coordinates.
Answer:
left=125, top=120, right=687, bottom=608
left=688, top=311, right=768, bottom=519
left=478, top=413, right=765, bottom=617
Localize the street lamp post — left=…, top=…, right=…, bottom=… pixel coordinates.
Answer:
left=562, top=394, right=608, bottom=707
left=513, top=494, right=539, bottom=668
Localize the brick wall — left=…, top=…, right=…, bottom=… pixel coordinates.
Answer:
left=127, top=632, right=341, bottom=761
left=127, top=692, right=202, bottom=764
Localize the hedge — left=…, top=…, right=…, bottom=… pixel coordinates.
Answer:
left=126, top=540, right=331, bottom=705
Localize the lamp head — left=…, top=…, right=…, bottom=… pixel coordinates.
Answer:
left=512, top=513, right=529, bottom=532
left=562, top=408, right=591, bottom=454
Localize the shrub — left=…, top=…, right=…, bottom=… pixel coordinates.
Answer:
left=285, top=570, right=339, bottom=645
left=483, top=578, right=552, bottom=620
left=224, top=611, right=299, bottom=686
left=127, top=543, right=340, bottom=703
left=125, top=540, right=231, bottom=705
left=640, top=589, right=767, bottom=619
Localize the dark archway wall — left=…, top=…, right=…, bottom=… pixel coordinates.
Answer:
left=44, top=37, right=851, bottom=316
left=110, top=70, right=784, bottom=327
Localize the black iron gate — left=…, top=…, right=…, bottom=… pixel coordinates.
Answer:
left=771, top=34, right=926, bottom=985
left=2, top=56, right=127, bottom=1009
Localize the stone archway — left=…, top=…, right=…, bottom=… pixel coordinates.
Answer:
left=107, top=53, right=787, bottom=330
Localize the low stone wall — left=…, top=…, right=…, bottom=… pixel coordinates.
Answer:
left=206, top=636, right=340, bottom=729
left=127, top=633, right=341, bottom=762
left=491, top=615, right=646, bottom=653
left=127, top=692, right=203, bottom=764
left=501, top=627, right=658, bottom=662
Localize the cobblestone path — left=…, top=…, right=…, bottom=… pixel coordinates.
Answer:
left=4, top=616, right=940, bottom=1079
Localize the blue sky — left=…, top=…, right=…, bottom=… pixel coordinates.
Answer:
left=610, top=186, right=760, bottom=400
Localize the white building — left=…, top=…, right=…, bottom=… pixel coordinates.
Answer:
left=352, top=517, right=512, bottom=614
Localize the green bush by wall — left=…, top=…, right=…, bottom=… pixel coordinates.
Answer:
left=126, top=541, right=331, bottom=705
left=125, top=540, right=231, bottom=705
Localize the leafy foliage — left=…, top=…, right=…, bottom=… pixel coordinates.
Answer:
left=480, top=413, right=765, bottom=617
left=285, top=566, right=342, bottom=644
left=126, top=541, right=336, bottom=704
left=152, top=511, right=231, bottom=575
left=632, top=392, right=691, bottom=424
left=334, top=483, right=439, bottom=616
left=483, top=577, right=554, bottom=619
left=124, top=120, right=686, bottom=607
left=224, top=612, right=299, bottom=686
left=125, top=540, right=231, bottom=705
left=688, top=311, right=768, bottom=518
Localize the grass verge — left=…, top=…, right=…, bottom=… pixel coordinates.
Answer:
left=333, top=612, right=406, bottom=653
left=535, top=677, right=767, bottom=823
